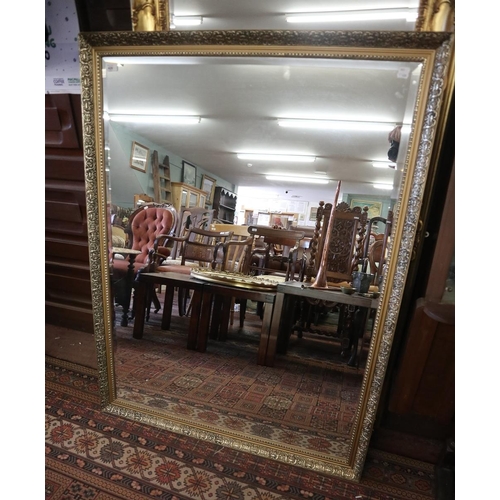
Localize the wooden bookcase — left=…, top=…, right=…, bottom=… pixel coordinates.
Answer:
left=212, top=187, right=237, bottom=223
left=152, top=152, right=172, bottom=204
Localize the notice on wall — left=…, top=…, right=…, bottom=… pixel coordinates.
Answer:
left=45, top=0, right=81, bottom=94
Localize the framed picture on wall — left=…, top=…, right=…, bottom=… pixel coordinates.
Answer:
left=182, top=161, right=197, bottom=186
left=130, top=141, right=149, bottom=173
left=200, top=174, right=216, bottom=204
left=350, top=199, right=383, bottom=219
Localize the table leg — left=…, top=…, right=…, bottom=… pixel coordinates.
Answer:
left=209, top=295, right=224, bottom=340
left=121, top=255, right=137, bottom=327
left=266, top=293, right=285, bottom=365
left=258, top=301, right=274, bottom=366
left=161, top=284, right=175, bottom=330
left=347, top=306, right=369, bottom=367
left=187, top=289, right=203, bottom=350
left=196, top=291, right=213, bottom=352
left=132, top=280, right=147, bottom=339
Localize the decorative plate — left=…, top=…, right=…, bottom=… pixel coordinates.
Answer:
left=190, top=268, right=286, bottom=290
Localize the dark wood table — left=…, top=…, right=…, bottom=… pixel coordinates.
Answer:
left=132, top=272, right=278, bottom=366
left=268, top=281, right=380, bottom=367
left=132, top=272, right=207, bottom=350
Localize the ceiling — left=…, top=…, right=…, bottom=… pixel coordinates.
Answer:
left=100, top=1, right=422, bottom=203
left=168, top=0, right=420, bottom=31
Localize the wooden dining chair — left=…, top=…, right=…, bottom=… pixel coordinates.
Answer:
left=211, top=224, right=256, bottom=327
left=247, top=225, right=307, bottom=280
left=148, top=226, right=234, bottom=317
left=169, top=207, right=215, bottom=259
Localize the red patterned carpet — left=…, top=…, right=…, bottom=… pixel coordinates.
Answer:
left=46, top=359, right=437, bottom=499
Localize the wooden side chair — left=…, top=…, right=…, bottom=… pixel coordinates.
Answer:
left=170, top=207, right=215, bottom=259
left=148, top=226, right=234, bottom=317
left=211, top=224, right=256, bottom=327
left=247, top=225, right=306, bottom=281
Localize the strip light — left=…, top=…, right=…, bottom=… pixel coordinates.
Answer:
left=237, top=153, right=316, bottom=163
left=266, top=175, right=329, bottom=184
left=171, top=16, right=203, bottom=26
left=109, top=114, right=201, bottom=124
left=373, top=183, right=394, bottom=190
left=285, top=8, right=418, bottom=23
left=372, top=162, right=396, bottom=169
left=278, top=118, right=395, bottom=132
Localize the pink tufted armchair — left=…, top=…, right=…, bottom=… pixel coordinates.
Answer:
left=112, top=203, right=178, bottom=326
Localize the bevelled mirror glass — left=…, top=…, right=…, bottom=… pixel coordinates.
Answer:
left=79, top=30, right=454, bottom=481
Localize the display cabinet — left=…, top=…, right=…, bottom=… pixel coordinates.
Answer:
left=212, top=187, right=237, bottom=223
left=171, top=182, right=207, bottom=214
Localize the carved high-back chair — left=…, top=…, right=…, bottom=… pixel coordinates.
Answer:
left=112, top=202, right=178, bottom=324
left=305, top=201, right=369, bottom=284
left=290, top=201, right=369, bottom=347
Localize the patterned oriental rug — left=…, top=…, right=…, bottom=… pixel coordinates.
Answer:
left=113, top=296, right=375, bottom=462
left=46, top=360, right=437, bottom=499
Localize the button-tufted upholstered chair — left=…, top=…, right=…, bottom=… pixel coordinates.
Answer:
left=112, top=203, right=178, bottom=324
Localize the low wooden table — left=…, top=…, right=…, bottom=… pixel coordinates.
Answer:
left=132, top=271, right=279, bottom=366
left=269, top=281, right=380, bottom=367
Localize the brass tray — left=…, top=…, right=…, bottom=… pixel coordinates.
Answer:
left=190, top=268, right=286, bottom=291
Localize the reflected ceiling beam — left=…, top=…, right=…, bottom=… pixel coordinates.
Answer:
left=285, top=8, right=419, bottom=24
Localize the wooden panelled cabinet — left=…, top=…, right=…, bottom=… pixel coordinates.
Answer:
left=213, top=187, right=237, bottom=223
left=171, top=182, right=207, bottom=213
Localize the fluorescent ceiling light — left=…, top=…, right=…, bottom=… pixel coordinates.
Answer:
left=109, top=114, right=201, bottom=124
left=237, top=153, right=316, bottom=163
left=285, top=9, right=418, bottom=23
left=171, top=16, right=203, bottom=26
left=373, top=183, right=394, bottom=190
left=278, top=118, right=395, bottom=132
left=372, top=162, right=396, bottom=169
left=266, top=175, right=329, bottom=184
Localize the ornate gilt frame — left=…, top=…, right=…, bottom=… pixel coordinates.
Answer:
left=79, top=30, right=454, bottom=481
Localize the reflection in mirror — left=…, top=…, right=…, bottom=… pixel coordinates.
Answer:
left=80, top=30, right=454, bottom=481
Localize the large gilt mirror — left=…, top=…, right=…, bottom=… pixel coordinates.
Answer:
left=79, top=30, right=453, bottom=481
